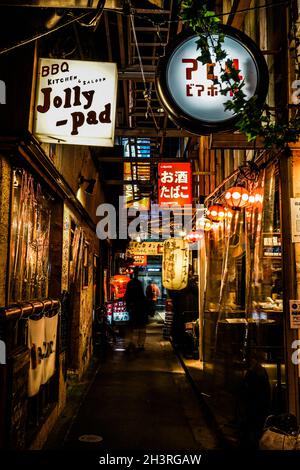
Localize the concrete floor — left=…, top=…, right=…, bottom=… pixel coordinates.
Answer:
left=47, top=320, right=219, bottom=451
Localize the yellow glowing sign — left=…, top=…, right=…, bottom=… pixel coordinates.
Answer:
left=123, top=162, right=150, bottom=210
left=126, top=241, right=164, bottom=256
left=162, top=238, right=189, bottom=290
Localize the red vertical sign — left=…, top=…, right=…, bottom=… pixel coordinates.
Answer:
left=158, top=162, right=192, bottom=206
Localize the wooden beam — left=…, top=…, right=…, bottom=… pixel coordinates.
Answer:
left=115, top=128, right=194, bottom=137
left=104, top=180, right=151, bottom=185
left=135, top=9, right=171, bottom=14
left=134, top=27, right=169, bottom=32
left=117, top=14, right=129, bottom=126
left=227, top=0, right=252, bottom=29
left=133, top=56, right=159, bottom=60
left=130, top=42, right=167, bottom=47
left=130, top=112, right=164, bottom=117
left=279, top=151, right=300, bottom=420
left=120, top=65, right=156, bottom=71
left=118, top=71, right=155, bottom=81
left=104, top=12, right=113, bottom=61
left=209, top=133, right=265, bottom=149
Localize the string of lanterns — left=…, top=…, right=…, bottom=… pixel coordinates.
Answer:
left=184, top=181, right=263, bottom=244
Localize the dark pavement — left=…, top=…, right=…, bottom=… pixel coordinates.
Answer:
left=46, top=320, right=219, bottom=451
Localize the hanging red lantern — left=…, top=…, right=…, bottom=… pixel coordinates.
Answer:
left=206, top=204, right=226, bottom=222
left=196, top=217, right=213, bottom=231
left=110, top=274, right=130, bottom=299
left=185, top=231, right=204, bottom=244
left=248, top=188, right=263, bottom=206
left=255, top=188, right=264, bottom=205
left=225, top=186, right=249, bottom=208
left=248, top=193, right=256, bottom=205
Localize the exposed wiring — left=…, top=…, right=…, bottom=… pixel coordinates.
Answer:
left=209, top=0, right=289, bottom=18
left=74, top=0, right=105, bottom=29
left=204, top=149, right=280, bottom=206
left=0, top=11, right=91, bottom=56
left=0, top=0, right=105, bottom=56
left=131, top=0, right=290, bottom=27
left=103, top=3, right=283, bottom=26
left=0, top=1, right=290, bottom=56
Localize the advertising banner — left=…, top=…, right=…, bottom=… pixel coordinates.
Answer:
left=291, top=198, right=300, bottom=243
left=158, top=162, right=192, bottom=206
left=34, top=58, right=117, bottom=146
left=27, top=313, right=58, bottom=397
left=126, top=241, right=164, bottom=256
left=43, top=315, right=59, bottom=384
left=162, top=238, right=189, bottom=290
left=130, top=255, right=147, bottom=266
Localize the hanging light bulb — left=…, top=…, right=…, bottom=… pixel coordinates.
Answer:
left=196, top=217, right=213, bottom=231
left=225, top=186, right=249, bottom=209
left=206, top=204, right=226, bottom=222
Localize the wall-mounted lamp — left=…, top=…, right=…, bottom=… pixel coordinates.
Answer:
left=78, top=175, right=96, bottom=195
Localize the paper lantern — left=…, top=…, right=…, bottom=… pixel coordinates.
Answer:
left=248, top=188, right=263, bottom=206
left=196, top=217, right=213, bottom=231
left=162, top=238, right=189, bottom=290
left=185, top=231, right=204, bottom=244
left=206, top=204, right=226, bottom=222
left=224, top=207, right=234, bottom=219
left=110, top=275, right=130, bottom=299
left=225, top=186, right=249, bottom=208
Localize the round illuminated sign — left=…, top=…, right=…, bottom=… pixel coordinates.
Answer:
left=156, top=25, right=269, bottom=135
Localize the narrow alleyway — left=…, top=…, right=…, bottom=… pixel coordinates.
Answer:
left=46, top=319, right=219, bottom=451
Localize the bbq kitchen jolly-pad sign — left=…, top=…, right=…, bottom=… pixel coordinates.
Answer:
left=34, top=58, right=117, bottom=146
left=156, top=25, right=269, bottom=135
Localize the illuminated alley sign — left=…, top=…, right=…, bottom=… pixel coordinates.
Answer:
left=130, top=255, right=147, bottom=266
left=158, top=162, right=192, bottom=206
left=34, top=58, right=117, bottom=146
left=126, top=241, right=164, bottom=256
left=156, top=25, right=268, bottom=135
left=162, top=238, right=189, bottom=290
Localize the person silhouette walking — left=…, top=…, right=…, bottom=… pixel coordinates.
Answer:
left=125, top=273, right=149, bottom=352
